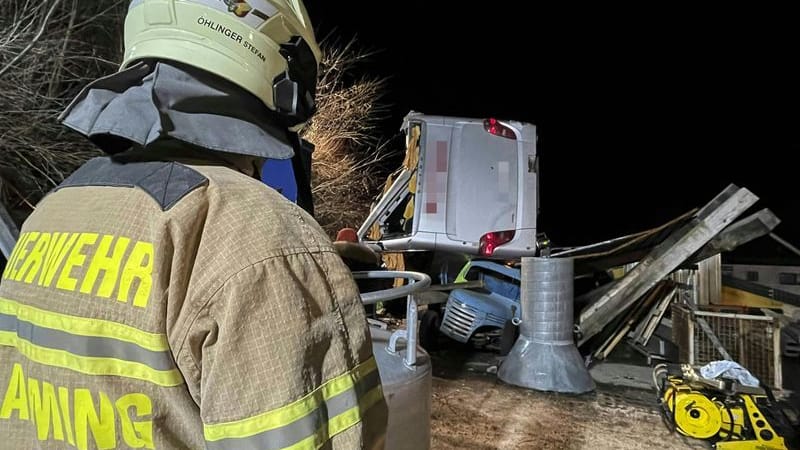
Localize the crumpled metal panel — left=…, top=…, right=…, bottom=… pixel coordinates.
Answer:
left=498, top=257, right=594, bottom=393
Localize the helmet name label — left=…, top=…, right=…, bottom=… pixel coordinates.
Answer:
left=196, top=16, right=266, bottom=63
left=243, top=40, right=266, bottom=62
left=197, top=16, right=243, bottom=44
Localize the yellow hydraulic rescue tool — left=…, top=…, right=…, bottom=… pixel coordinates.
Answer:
left=653, top=363, right=791, bottom=449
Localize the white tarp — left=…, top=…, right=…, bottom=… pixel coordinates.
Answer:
left=700, top=360, right=760, bottom=387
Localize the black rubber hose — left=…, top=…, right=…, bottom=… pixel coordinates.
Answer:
left=724, top=400, right=735, bottom=441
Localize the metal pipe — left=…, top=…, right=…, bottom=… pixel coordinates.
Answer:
left=352, top=270, right=431, bottom=369
left=404, top=293, right=418, bottom=367
left=353, top=271, right=431, bottom=305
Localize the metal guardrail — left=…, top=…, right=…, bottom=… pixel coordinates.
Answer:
left=352, top=270, right=431, bottom=369
left=356, top=270, right=431, bottom=305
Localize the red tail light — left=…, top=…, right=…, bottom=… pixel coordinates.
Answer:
left=479, top=230, right=516, bottom=256
left=483, top=118, right=517, bottom=140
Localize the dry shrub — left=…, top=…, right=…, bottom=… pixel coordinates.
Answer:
left=0, top=0, right=126, bottom=218
left=301, top=39, right=394, bottom=236
left=0, top=3, right=393, bottom=236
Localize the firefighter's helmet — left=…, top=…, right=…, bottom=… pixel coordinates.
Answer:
left=123, top=0, right=321, bottom=127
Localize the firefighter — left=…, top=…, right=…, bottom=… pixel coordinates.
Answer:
left=0, top=0, right=388, bottom=448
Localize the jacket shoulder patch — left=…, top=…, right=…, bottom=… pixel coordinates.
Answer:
left=57, top=157, right=208, bottom=210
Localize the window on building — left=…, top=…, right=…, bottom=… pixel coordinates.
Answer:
left=746, top=271, right=759, bottom=282
left=779, top=272, right=799, bottom=285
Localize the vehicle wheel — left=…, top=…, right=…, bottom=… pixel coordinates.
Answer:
left=419, top=309, right=442, bottom=352
left=499, top=320, right=519, bottom=356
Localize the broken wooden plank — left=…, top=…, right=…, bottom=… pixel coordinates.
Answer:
left=691, top=208, right=780, bottom=262
left=641, top=290, right=677, bottom=346
left=593, top=282, right=667, bottom=360
left=633, top=285, right=677, bottom=346
left=630, top=282, right=671, bottom=342
left=577, top=184, right=758, bottom=345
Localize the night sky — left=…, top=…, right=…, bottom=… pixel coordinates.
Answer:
left=304, top=3, right=798, bottom=248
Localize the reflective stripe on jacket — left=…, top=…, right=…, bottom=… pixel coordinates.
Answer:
left=0, top=151, right=387, bottom=449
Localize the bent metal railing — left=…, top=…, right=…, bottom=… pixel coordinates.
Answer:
left=353, top=270, right=431, bottom=369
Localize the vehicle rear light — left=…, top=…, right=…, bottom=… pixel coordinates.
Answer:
left=483, top=118, right=517, bottom=140
left=479, top=230, right=516, bottom=256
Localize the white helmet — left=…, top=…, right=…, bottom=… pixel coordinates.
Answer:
left=123, top=0, right=322, bottom=126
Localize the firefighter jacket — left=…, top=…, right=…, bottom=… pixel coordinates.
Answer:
left=0, top=146, right=388, bottom=449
